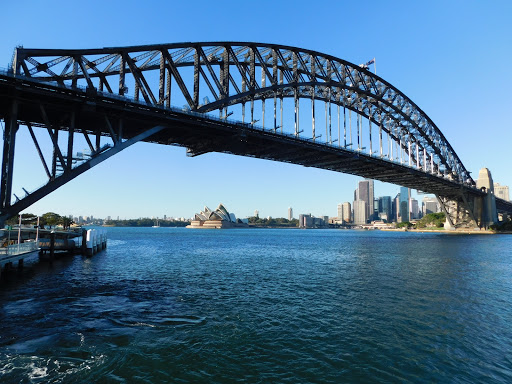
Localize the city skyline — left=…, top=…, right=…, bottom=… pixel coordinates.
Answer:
left=1, top=1, right=511, bottom=219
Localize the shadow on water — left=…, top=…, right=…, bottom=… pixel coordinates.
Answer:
left=0, top=251, right=97, bottom=289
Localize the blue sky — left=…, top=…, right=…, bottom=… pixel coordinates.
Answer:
left=1, top=0, right=511, bottom=219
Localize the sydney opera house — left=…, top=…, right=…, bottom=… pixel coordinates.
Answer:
left=187, top=204, right=249, bottom=229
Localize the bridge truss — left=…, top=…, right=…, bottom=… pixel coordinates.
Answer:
left=0, top=42, right=509, bottom=226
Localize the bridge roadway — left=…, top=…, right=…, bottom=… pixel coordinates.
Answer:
left=1, top=70, right=511, bottom=217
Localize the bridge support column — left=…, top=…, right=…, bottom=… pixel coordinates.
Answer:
left=475, top=168, right=498, bottom=228
left=437, top=194, right=480, bottom=230
left=0, top=100, right=19, bottom=227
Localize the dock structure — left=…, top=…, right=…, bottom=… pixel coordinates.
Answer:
left=0, top=241, right=39, bottom=276
left=84, top=229, right=107, bottom=256
left=0, top=227, right=107, bottom=279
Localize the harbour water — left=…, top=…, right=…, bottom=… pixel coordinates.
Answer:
left=1, top=227, right=512, bottom=383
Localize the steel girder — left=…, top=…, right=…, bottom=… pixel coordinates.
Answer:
left=12, top=42, right=472, bottom=187
left=0, top=68, right=493, bottom=225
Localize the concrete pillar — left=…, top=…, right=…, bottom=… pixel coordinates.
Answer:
left=476, top=168, right=498, bottom=228
left=86, top=230, right=93, bottom=256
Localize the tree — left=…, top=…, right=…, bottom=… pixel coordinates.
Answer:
left=40, top=212, right=62, bottom=228
left=5, top=213, right=38, bottom=226
left=416, top=212, right=445, bottom=229
left=61, top=216, right=74, bottom=230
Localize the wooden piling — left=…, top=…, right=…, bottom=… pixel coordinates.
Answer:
left=81, top=228, right=87, bottom=255
left=50, top=231, right=55, bottom=263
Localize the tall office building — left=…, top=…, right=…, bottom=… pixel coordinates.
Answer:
left=354, top=179, right=374, bottom=222
left=422, top=196, right=439, bottom=215
left=337, top=203, right=343, bottom=219
left=353, top=200, right=367, bottom=225
left=288, top=207, right=293, bottom=220
left=392, top=195, right=398, bottom=222
left=398, top=187, right=410, bottom=222
left=342, top=202, right=352, bottom=223
left=368, top=180, right=374, bottom=220
left=410, top=198, right=419, bottom=219
left=494, top=183, right=510, bottom=201
left=378, top=196, right=392, bottom=221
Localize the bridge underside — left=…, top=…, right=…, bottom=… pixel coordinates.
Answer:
left=0, top=75, right=471, bottom=189
left=1, top=73, right=510, bottom=226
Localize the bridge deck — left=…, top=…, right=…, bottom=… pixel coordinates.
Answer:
left=0, top=72, right=500, bottom=206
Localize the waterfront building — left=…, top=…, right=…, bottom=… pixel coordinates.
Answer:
left=299, top=214, right=327, bottom=228
left=288, top=207, right=293, bottom=221
left=342, top=202, right=352, bottom=223
left=337, top=203, right=343, bottom=220
left=188, top=204, right=248, bottom=229
left=494, top=183, right=510, bottom=201
left=353, top=200, right=367, bottom=225
left=422, top=196, right=439, bottom=215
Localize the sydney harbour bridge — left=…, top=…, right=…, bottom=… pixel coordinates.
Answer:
left=0, top=42, right=510, bottom=228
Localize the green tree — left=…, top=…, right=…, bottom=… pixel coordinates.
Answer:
left=60, top=216, right=74, bottom=230
left=5, top=213, right=39, bottom=226
left=416, top=212, right=445, bottom=229
left=40, top=212, right=62, bottom=228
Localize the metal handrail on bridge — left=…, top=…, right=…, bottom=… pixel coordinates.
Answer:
left=0, top=66, right=468, bottom=187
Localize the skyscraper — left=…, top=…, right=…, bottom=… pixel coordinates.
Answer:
left=422, top=196, right=439, bottom=215
left=288, top=207, right=293, bottom=220
left=399, top=187, right=410, bottom=222
left=342, top=202, right=351, bottom=223
left=378, top=196, right=392, bottom=221
left=368, top=180, right=374, bottom=220
left=410, top=198, right=419, bottom=219
left=337, top=203, right=343, bottom=219
left=353, top=200, right=367, bottom=225
left=355, top=180, right=372, bottom=222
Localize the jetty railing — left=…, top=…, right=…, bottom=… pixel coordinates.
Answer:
left=0, top=241, right=38, bottom=256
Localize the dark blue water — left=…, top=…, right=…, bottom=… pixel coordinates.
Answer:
left=1, top=228, right=512, bottom=383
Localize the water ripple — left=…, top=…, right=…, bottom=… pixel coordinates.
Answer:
left=1, top=229, right=512, bottom=383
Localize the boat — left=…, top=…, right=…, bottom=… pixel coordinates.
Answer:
left=152, top=219, right=160, bottom=228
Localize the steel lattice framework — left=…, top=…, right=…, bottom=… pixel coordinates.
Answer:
left=1, top=42, right=510, bottom=226
left=12, top=42, right=472, bottom=185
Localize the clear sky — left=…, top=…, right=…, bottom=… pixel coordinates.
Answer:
left=1, top=0, right=511, bottom=220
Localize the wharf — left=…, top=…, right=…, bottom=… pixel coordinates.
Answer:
left=0, top=227, right=107, bottom=279
left=0, top=228, right=82, bottom=245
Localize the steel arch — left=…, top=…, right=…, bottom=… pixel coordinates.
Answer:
left=12, top=42, right=473, bottom=186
